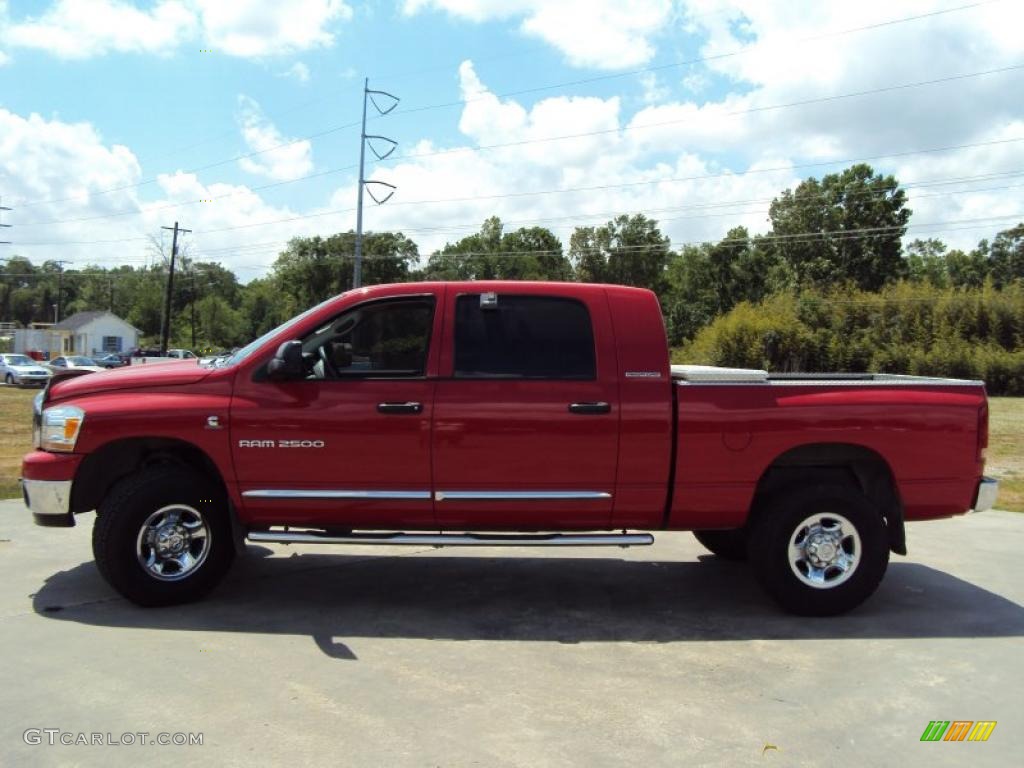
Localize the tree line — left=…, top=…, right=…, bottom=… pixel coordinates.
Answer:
left=2, top=163, right=1022, bottom=375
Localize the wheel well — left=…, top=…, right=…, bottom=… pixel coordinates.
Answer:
left=71, top=438, right=228, bottom=516
left=752, top=443, right=906, bottom=555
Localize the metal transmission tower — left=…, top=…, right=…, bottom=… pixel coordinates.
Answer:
left=0, top=197, right=10, bottom=245
left=159, top=221, right=191, bottom=355
left=353, top=78, right=399, bottom=288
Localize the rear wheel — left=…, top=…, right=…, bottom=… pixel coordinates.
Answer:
left=748, top=484, right=889, bottom=616
left=92, top=466, right=235, bottom=606
left=693, top=529, right=748, bottom=561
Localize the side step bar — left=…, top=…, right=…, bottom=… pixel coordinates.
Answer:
left=247, top=530, right=654, bottom=547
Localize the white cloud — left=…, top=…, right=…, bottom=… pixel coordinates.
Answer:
left=235, top=95, right=314, bottom=181
left=280, top=61, right=311, bottom=83
left=0, top=107, right=307, bottom=276
left=1, top=0, right=351, bottom=59
left=194, top=0, right=352, bottom=57
left=639, top=73, right=669, bottom=105
left=403, top=0, right=673, bottom=69
left=3, top=0, right=196, bottom=59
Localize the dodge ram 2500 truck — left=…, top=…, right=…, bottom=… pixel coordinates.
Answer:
left=21, top=282, right=998, bottom=615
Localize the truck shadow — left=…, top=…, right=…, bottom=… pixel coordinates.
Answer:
left=31, top=548, right=1024, bottom=659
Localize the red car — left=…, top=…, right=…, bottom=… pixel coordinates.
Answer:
left=21, top=282, right=998, bottom=614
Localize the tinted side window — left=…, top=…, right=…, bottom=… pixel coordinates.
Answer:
left=454, top=295, right=596, bottom=379
left=304, top=299, right=434, bottom=379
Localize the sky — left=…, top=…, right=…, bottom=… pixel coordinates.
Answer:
left=1, top=0, right=1022, bottom=282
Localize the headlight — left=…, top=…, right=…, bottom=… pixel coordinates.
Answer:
left=40, top=405, right=85, bottom=452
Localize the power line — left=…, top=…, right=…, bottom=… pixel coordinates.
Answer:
left=11, top=1, right=1001, bottom=211
left=368, top=64, right=1024, bottom=169
left=9, top=167, right=1022, bottom=267
left=17, top=63, right=1023, bottom=231
left=187, top=137, right=1024, bottom=235
left=391, top=1, right=1005, bottom=118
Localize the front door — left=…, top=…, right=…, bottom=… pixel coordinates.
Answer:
left=432, top=288, right=620, bottom=529
left=231, top=293, right=441, bottom=529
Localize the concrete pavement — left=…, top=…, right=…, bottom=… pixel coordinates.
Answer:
left=1, top=499, right=1021, bottom=767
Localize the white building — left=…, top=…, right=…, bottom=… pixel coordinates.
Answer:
left=48, top=311, right=141, bottom=356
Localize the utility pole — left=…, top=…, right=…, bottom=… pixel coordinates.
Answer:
left=108, top=277, right=114, bottom=312
left=53, top=260, right=69, bottom=323
left=353, top=79, right=399, bottom=288
left=159, top=222, right=190, bottom=355
left=0, top=197, right=10, bottom=246
left=189, top=271, right=196, bottom=349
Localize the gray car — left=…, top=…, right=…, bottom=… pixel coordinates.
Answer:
left=0, top=354, right=52, bottom=388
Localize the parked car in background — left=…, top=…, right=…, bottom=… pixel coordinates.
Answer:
left=167, top=349, right=197, bottom=360
left=94, top=354, right=127, bottom=369
left=48, top=356, right=105, bottom=374
left=0, top=353, right=52, bottom=387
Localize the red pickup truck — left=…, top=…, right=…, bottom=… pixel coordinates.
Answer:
left=21, top=282, right=998, bottom=615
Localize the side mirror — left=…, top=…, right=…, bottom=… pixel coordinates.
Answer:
left=267, top=340, right=305, bottom=381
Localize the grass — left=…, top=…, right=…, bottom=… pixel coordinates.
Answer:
left=0, top=388, right=1020, bottom=511
left=987, top=397, right=1024, bottom=513
left=0, top=386, right=38, bottom=500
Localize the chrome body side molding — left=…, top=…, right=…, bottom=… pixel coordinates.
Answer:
left=242, top=489, right=431, bottom=500
left=434, top=490, right=611, bottom=501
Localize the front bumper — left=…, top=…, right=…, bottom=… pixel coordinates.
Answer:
left=971, top=476, right=999, bottom=512
left=21, top=450, right=82, bottom=527
left=14, top=375, right=50, bottom=387
left=21, top=478, right=74, bottom=527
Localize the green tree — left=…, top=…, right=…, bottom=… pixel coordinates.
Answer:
left=569, top=214, right=670, bottom=290
left=905, top=238, right=950, bottom=287
left=271, top=230, right=418, bottom=310
left=767, top=163, right=910, bottom=290
left=988, top=223, right=1024, bottom=287
left=422, top=217, right=571, bottom=281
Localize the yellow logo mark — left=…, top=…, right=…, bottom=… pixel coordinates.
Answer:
left=967, top=721, right=997, bottom=742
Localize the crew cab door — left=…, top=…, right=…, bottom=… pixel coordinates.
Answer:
left=432, top=287, right=620, bottom=528
left=230, top=292, right=442, bottom=528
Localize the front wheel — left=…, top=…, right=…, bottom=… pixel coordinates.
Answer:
left=748, top=484, right=889, bottom=616
left=92, top=466, right=235, bottom=606
left=4, top=373, right=13, bottom=386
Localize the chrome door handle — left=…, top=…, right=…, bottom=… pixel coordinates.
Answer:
left=377, top=401, right=423, bottom=414
left=568, top=402, right=611, bottom=414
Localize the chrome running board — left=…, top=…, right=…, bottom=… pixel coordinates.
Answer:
left=247, top=530, right=654, bottom=547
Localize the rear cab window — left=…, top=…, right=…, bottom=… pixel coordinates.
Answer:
left=453, top=294, right=596, bottom=380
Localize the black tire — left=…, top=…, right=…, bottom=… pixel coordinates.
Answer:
left=92, top=465, right=235, bottom=606
left=4, top=373, right=13, bottom=386
left=693, top=529, right=748, bottom=561
left=747, top=484, right=889, bottom=616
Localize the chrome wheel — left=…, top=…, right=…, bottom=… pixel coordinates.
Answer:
left=787, top=512, right=860, bottom=589
left=136, top=505, right=211, bottom=581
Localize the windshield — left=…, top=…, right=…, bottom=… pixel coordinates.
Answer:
left=68, top=356, right=96, bottom=366
left=220, top=294, right=347, bottom=367
left=4, top=355, right=33, bottom=366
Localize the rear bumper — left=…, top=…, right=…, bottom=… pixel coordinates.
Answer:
left=972, top=477, right=999, bottom=512
left=21, top=450, right=82, bottom=527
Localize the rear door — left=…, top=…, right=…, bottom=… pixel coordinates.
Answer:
left=432, top=287, right=620, bottom=529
